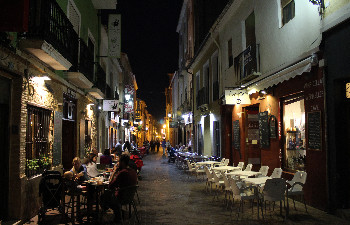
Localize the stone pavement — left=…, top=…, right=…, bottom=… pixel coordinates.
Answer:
left=23, top=152, right=349, bottom=224
left=136, top=153, right=349, bottom=225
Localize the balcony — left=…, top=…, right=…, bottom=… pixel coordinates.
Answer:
left=196, top=87, right=209, bottom=110
left=87, top=63, right=106, bottom=99
left=19, top=0, right=78, bottom=70
left=66, top=39, right=94, bottom=89
left=234, top=44, right=261, bottom=83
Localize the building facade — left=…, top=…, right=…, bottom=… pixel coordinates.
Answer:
left=0, top=0, right=118, bottom=221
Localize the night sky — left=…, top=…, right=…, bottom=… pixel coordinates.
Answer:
left=116, top=0, right=182, bottom=120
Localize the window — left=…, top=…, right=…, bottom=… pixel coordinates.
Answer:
left=282, top=94, right=306, bottom=171
left=281, top=0, right=295, bottom=26
left=196, top=71, right=200, bottom=108
left=203, top=63, right=209, bottom=103
left=212, top=53, right=219, bottom=101
left=68, top=0, right=81, bottom=35
left=228, top=39, right=233, bottom=68
left=25, top=105, right=52, bottom=177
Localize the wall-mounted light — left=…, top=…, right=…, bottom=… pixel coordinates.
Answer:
left=259, top=90, right=267, bottom=95
left=168, top=113, right=171, bottom=118
left=163, top=124, right=166, bottom=129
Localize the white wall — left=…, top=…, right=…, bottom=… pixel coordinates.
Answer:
left=219, top=0, right=321, bottom=86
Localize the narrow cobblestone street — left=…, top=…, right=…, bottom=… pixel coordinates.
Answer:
left=136, top=153, right=349, bottom=225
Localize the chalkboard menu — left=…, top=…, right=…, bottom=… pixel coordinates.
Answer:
left=269, top=115, right=277, bottom=139
left=53, top=111, right=62, bottom=166
left=259, top=111, right=270, bottom=148
left=307, top=111, right=321, bottom=150
left=233, top=120, right=240, bottom=150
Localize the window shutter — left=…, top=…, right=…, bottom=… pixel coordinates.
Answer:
left=68, top=1, right=80, bottom=35
left=281, top=0, right=293, bottom=8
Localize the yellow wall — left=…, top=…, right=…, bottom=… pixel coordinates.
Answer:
left=324, top=0, right=350, bottom=17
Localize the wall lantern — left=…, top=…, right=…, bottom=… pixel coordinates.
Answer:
left=168, top=113, right=171, bottom=118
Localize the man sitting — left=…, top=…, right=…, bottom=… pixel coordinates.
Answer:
left=101, top=154, right=137, bottom=223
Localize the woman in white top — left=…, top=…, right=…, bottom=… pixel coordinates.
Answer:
left=85, top=153, right=100, bottom=178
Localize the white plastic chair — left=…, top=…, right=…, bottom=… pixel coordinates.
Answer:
left=244, top=164, right=253, bottom=172
left=212, top=170, right=225, bottom=200
left=287, top=171, right=307, bottom=212
left=224, top=159, right=229, bottom=166
left=187, top=161, right=196, bottom=178
left=259, top=178, right=287, bottom=219
left=195, top=164, right=206, bottom=180
left=237, top=162, right=244, bottom=170
left=270, top=168, right=282, bottom=178
left=204, top=166, right=214, bottom=192
left=258, top=166, right=269, bottom=177
left=222, top=172, right=232, bottom=207
left=229, top=177, right=259, bottom=216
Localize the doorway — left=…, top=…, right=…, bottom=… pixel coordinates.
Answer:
left=0, top=75, right=10, bottom=221
left=62, top=94, right=76, bottom=171
left=335, top=79, right=350, bottom=208
left=244, top=105, right=261, bottom=171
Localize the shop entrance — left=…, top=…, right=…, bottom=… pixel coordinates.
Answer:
left=62, top=95, right=76, bottom=171
left=244, top=105, right=261, bottom=171
left=335, top=79, right=350, bottom=208
left=0, top=75, right=10, bottom=221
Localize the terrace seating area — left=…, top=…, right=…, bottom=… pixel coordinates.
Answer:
left=174, top=149, right=308, bottom=220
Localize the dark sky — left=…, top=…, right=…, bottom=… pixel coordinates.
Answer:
left=117, top=0, right=182, bottom=120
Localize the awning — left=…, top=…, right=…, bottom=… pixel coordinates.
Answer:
left=246, top=56, right=313, bottom=91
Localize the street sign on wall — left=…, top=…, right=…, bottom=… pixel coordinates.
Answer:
left=103, top=100, right=119, bottom=111
left=108, top=14, right=121, bottom=58
left=225, top=90, right=251, bottom=105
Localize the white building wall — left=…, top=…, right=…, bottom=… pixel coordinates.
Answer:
left=219, top=0, right=321, bottom=86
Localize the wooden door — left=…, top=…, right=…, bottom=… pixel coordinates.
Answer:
left=244, top=106, right=261, bottom=171
left=62, top=120, right=75, bottom=171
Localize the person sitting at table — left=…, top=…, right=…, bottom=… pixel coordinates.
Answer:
left=102, top=154, right=137, bottom=223
left=70, top=157, right=89, bottom=182
left=85, top=153, right=100, bottom=178
left=100, top=149, right=113, bottom=167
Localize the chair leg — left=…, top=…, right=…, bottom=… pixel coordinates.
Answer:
left=293, top=196, right=297, bottom=210
left=132, top=202, right=140, bottom=224
left=303, top=195, right=308, bottom=213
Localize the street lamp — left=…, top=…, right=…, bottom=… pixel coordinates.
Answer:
left=125, top=94, right=131, bottom=101
left=168, top=113, right=171, bottom=118
left=163, top=124, right=166, bottom=129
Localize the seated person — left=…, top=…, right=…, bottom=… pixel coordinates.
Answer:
left=100, top=149, right=113, bottom=167
left=85, top=153, right=100, bottom=178
left=70, top=157, right=88, bottom=182
left=101, top=154, right=137, bottom=223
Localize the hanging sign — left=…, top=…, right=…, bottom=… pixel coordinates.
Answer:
left=108, top=14, right=121, bottom=58
left=103, top=100, right=119, bottom=111
left=225, top=90, right=251, bottom=105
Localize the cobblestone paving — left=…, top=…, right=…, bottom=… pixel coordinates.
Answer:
left=23, top=152, right=350, bottom=225
left=137, top=153, right=349, bottom=225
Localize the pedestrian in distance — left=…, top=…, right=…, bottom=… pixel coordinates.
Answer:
left=156, top=139, right=160, bottom=152
left=115, top=140, right=123, bottom=156
left=161, top=139, right=166, bottom=155
left=150, top=140, right=156, bottom=153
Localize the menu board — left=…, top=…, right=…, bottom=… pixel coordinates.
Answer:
left=307, top=111, right=321, bottom=150
left=269, top=115, right=277, bottom=139
left=53, top=111, right=62, bottom=166
left=233, top=120, right=240, bottom=150
left=259, top=111, right=270, bottom=148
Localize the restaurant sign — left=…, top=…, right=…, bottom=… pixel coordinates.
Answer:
left=225, top=90, right=251, bottom=105
left=108, top=14, right=121, bottom=58
left=103, top=100, right=120, bottom=111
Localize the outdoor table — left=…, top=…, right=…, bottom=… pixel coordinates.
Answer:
left=226, top=170, right=261, bottom=177
left=84, top=180, right=109, bottom=222
left=196, top=161, right=221, bottom=168
left=243, top=177, right=272, bottom=186
left=212, top=166, right=241, bottom=172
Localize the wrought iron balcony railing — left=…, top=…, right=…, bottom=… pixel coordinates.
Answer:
left=234, top=44, right=260, bottom=82
left=76, top=39, right=94, bottom=82
left=94, top=63, right=106, bottom=94
left=22, top=0, right=79, bottom=67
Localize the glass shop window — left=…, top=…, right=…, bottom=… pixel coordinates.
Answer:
left=283, top=94, right=306, bottom=171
